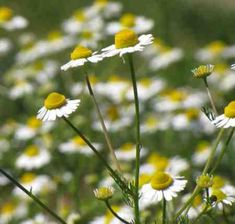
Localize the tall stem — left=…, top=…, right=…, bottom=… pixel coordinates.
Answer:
left=0, top=168, right=67, bottom=224
left=210, top=127, right=235, bottom=175
left=105, top=201, right=131, bottom=224
left=175, top=128, right=225, bottom=219
left=162, top=193, right=167, bottom=224
left=85, top=73, right=121, bottom=173
left=203, top=78, right=218, bottom=116
left=128, top=54, right=141, bottom=224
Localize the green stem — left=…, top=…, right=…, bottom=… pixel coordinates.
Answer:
left=203, top=78, right=218, bottom=116
left=0, top=168, right=67, bottom=224
left=162, top=193, right=167, bottom=224
left=128, top=54, right=141, bottom=224
left=175, top=128, right=225, bottom=219
left=85, top=74, right=122, bottom=173
left=192, top=204, right=209, bottom=224
left=210, top=127, right=235, bottom=175
left=105, top=201, right=131, bottom=224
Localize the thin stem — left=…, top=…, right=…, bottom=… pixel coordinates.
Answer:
left=203, top=78, right=218, bottom=116
left=85, top=74, right=121, bottom=173
left=128, top=54, right=141, bottom=224
left=0, top=168, right=67, bottom=224
left=162, top=193, right=167, bottom=224
left=202, top=128, right=225, bottom=175
left=105, top=200, right=131, bottom=224
left=175, top=128, right=225, bottom=219
left=210, top=127, right=235, bottom=175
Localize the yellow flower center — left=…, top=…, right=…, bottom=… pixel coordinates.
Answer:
left=121, top=143, right=134, bottom=151
left=207, top=41, right=225, bottom=54
left=70, top=45, right=92, bottom=60
left=196, top=141, right=209, bottom=152
left=212, top=176, right=225, bottom=189
left=27, top=117, right=42, bottom=129
left=106, top=106, right=119, bottom=121
left=94, top=187, right=113, bottom=200
left=224, top=101, right=235, bottom=118
left=192, top=65, right=214, bottom=78
left=44, top=92, right=66, bottom=110
left=139, top=173, right=151, bottom=187
left=197, top=175, right=213, bottom=188
left=81, top=31, right=93, bottom=40
left=211, top=189, right=226, bottom=202
left=120, top=13, right=136, bottom=28
left=168, top=90, right=186, bottom=102
left=72, top=136, right=86, bottom=146
left=47, top=30, right=62, bottom=41
left=21, top=173, right=36, bottom=184
left=146, top=116, right=158, bottom=128
left=25, top=145, right=40, bottom=157
left=154, top=157, right=169, bottom=171
left=95, top=0, right=108, bottom=6
left=1, top=202, right=15, bottom=214
left=0, top=7, right=13, bottom=22
left=140, top=78, right=151, bottom=87
left=192, top=195, right=202, bottom=208
left=151, top=172, right=173, bottom=190
left=33, top=61, right=44, bottom=71
left=74, top=10, right=86, bottom=22
left=186, top=108, right=199, bottom=120
left=115, top=29, right=139, bottom=49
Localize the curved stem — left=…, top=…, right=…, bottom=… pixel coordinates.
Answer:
left=175, top=128, right=225, bottom=219
left=85, top=73, right=121, bottom=173
left=203, top=78, right=218, bottom=116
left=105, top=201, right=131, bottom=224
left=0, top=168, right=67, bottom=224
left=210, top=127, right=235, bottom=175
left=128, top=54, right=141, bottom=224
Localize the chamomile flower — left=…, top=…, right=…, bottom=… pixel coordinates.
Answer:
left=16, top=144, right=51, bottom=170
left=212, top=101, right=235, bottom=128
left=37, top=92, right=80, bottom=121
left=140, top=171, right=187, bottom=204
left=61, top=45, right=103, bottom=71
left=13, top=173, right=56, bottom=199
left=59, top=136, right=101, bottom=155
left=0, top=38, right=12, bottom=56
left=8, top=80, right=34, bottom=99
left=192, top=141, right=211, bottom=166
left=115, top=142, right=147, bottom=161
left=0, top=7, right=28, bottom=31
left=106, top=13, right=154, bottom=35
left=232, top=64, right=235, bottom=70
left=102, top=29, right=153, bottom=57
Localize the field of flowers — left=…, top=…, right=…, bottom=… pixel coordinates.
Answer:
left=1, top=0, right=235, bottom=223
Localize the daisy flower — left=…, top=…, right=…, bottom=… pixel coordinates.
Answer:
left=212, top=101, right=235, bottom=128
left=106, top=13, right=154, bottom=35
left=140, top=171, right=187, bottom=203
left=15, top=144, right=51, bottom=170
left=102, top=29, right=153, bottom=57
left=37, top=92, right=80, bottom=121
left=61, top=45, right=103, bottom=71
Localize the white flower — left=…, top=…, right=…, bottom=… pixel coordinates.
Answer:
left=212, top=101, right=235, bottom=128
left=231, top=64, right=235, bottom=70
left=0, top=38, right=12, bottom=56
left=37, top=92, right=80, bottom=121
left=16, top=145, right=51, bottom=170
left=61, top=45, right=103, bottom=71
left=140, top=171, right=187, bottom=206
left=102, top=29, right=153, bottom=57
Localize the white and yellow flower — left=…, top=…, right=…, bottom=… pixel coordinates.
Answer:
left=106, top=13, right=154, bottom=35
left=61, top=45, right=103, bottom=71
left=37, top=92, right=80, bottom=121
left=102, top=29, right=153, bottom=57
left=140, top=171, right=187, bottom=205
left=59, top=136, right=101, bottom=155
left=16, top=144, right=51, bottom=170
left=212, top=101, right=235, bottom=128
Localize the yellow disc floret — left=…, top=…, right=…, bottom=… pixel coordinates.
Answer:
left=192, top=64, right=214, bottom=79
left=72, top=136, right=86, bottom=146
left=224, top=101, right=235, bottom=118
left=115, top=29, right=139, bottom=49
left=21, top=173, right=36, bottom=183
left=70, top=45, right=92, bottom=60
left=44, top=92, right=66, bottom=110
left=25, top=145, right=40, bottom=157
left=151, top=172, right=173, bottom=190
left=211, top=188, right=226, bottom=202
left=197, top=174, right=213, bottom=188
left=120, top=13, right=136, bottom=28
left=121, top=143, right=134, bottom=151
left=0, top=7, right=13, bottom=22
left=212, top=176, right=225, bottom=189
left=27, top=116, right=42, bottom=129
left=94, top=187, right=113, bottom=201
left=1, top=202, right=15, bottom=214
